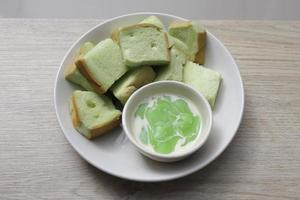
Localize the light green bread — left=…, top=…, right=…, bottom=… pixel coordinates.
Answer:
left=64, top=42, right=104, bottom=93
left=119, top=24, right=170, bottom=67
left=167, top=34, right=194, bottom=60
left=76, top=38, right=128, bottom=93
left=139, top=16, right=164, bottom=29
left=111, top=66, right=156, bottom=105
left=112, top=16, right=164, bottom=43
left=183, top=61, right=221, bottom=108
left=79, top=42, right=95, bottom=55
left=70, top=90, right=121, bottom=139
left=155, top=47, right=186, bottom=82
left=168, top=21, right=206, bottom=64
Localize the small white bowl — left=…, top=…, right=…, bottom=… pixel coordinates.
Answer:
left=122, top=81, right=212, bottom=162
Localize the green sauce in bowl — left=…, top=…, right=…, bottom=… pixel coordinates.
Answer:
left=134, top=95, right=201, bottom=154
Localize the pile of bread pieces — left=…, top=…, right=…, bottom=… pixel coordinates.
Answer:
left=65, top=16, right=222, bottom=139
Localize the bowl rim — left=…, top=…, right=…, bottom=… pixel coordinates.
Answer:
left=122, top=80, right=213, bottom=161
left=54, top=12, right=245, bottom=182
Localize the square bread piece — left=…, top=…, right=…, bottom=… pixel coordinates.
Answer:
left=76, top=38, right=128, bottom=94
left=119, top=24, right=170, bottom=67
left=168, top=21, right=206, bottom=64
left=64, top=42, right=103, bottom=93
left=70, top=90, right=121, bottom=139
left=111, top=66, right=156, bottom=105
left=183, top=61, right=221, bottom=108
left=155, top=47, right=186, bottom=82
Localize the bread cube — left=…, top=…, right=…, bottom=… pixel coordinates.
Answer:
left=155, top=47, right=186, bottom=82
left=168, top=21, right=206, bottom=64
left=112, top=66, right=156, bottom=104
left=70, top=90, right=121, bottom=139
left=183, top=61, right=221, bottom=108
left=119, top=24, right=170, bottom=67
left=76, top=39, right=128, bottom=93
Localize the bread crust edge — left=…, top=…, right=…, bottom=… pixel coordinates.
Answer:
left=70, top=95, right=81, bottom=128
left=90, top=114, right=121, bottom=139
left=194, top=31, right=206, bottom=64
left=76, top=58, right=106, bottom=94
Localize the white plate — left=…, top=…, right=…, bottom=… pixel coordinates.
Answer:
left=54, top=12, right=244, bottom=182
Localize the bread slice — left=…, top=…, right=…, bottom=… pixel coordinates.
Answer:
left=119, top=24, right=170, bottom=67
left=64, top=62, right=103, bottom=93
left=65, top=42, right=104, bottom=93
left=167, top=34, right=193, bottom=60
left=168, top=21, right=206, bottom=64
left=155, top=47, right=186, bottom=82
left=79, top=42, right=94, bottom=54
left=183, top=61, right=221, bottom=108
left=76, top=38, right=128, bottom=93
left=111, top=16, right=165, bottom=43
left=139, top=16, right=164, bottom=29
left=70, top=90, right=121, bottom=139
left=111, top=66, right=156, bottom=105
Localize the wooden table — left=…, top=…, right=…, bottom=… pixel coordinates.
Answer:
left=0, top=19, right=299, bottom=200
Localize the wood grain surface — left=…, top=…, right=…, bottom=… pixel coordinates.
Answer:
left=0, top=19, right=299, bottom=200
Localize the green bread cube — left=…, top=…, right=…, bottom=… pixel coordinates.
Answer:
left=168, top=21, right=206, bottom=64
left=119, top=24, right=170, bottom=67
left=70, top=90, right=121, bottom=139
left=167, top=34, right=194, bottom=60
left=139, top=16, right=165, bottom=29
left=76, top=38, right=128, bottom=93
left=112, top=16, right=164, bottom=43
left=112, top=66, right=156, bottom=105
left=155, top=47, right=186, bottom=82
left=183, top=61, right=221, bottom=108
left=65, top=65, right=97, bottom=92
left=65, top=42, right=104, bottom=93
left=79, top=42, right=95, bottom=55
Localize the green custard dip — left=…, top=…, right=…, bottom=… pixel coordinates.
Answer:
left=134, top=95, right=201, bottom=154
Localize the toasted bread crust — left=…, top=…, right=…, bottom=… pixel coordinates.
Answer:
left=120, top=23, right=161, bottom=32
left=64, top=54, right=79, bottom=78
left=111, top=28, right=120, bottom=43
left=64, top=62, right=77, bottom=79
left=90, top=115, right=121, bottom=138
left=65, top=53, right=104, bottom=94
left=195, top=31, right=206, bottom=64
left=163, top=33, right=171, bottom=62
left=70, top=95, right=81, bottom=128
left=195, top=50, right=205, bottom=64
left=76, top=58, right=106, bottom=94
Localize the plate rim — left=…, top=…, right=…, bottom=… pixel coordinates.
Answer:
left=54, top=12, right=245, bottom=182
